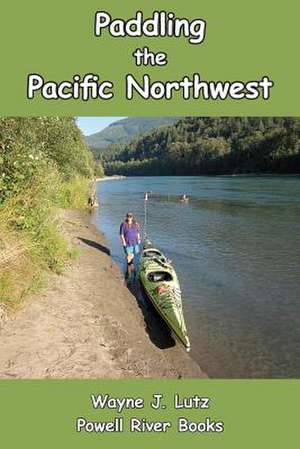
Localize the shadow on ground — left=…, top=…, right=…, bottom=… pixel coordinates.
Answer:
left=78, top=237, right=110, bottom=256
left=78, top=236, right=175, bottom=350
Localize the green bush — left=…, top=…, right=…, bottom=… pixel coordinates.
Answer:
left=95, top=161, right=105, bottom=178
left=56, top=176, right=91, bottom=209
left=0, top=117, right=94, bottom=307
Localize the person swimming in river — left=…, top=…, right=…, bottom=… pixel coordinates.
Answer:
left=180, top=194, right=189, bottom=203
left=119, top=213, right=141, bottom=269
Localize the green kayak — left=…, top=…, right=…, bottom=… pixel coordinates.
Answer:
left=138, top=239, right=191, bottom=351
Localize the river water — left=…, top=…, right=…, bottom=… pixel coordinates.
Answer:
left=94, top=176, right=300, bottom=378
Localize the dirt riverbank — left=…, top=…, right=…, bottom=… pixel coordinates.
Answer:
left=0, top=210, right=206, bottom=379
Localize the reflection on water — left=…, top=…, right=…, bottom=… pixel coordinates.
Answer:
left=94, top=176, right=300, bottom=378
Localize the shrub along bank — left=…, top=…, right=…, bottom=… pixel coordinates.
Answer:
left=0, top=117, right=94, bottom=310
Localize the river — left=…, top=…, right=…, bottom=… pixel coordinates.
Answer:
left=94, top=176, right=300, bottom=378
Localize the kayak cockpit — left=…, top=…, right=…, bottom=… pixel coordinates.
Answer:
left=143, top=249, right=163, bottom=258
left=147, top=271, right=173, bottom=282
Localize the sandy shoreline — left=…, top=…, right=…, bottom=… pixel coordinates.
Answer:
left=96, top=175, right=126, bottom=182
left=0, top=210, right=206, bottom=379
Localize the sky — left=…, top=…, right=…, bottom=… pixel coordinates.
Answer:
left=76, top=117, right=126, bottom=136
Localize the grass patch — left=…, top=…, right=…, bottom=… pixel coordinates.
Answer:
left=56, top=176, right=91, bottom=209
left=0, top=175, right=91, bottom=311
left=0, top=117, right=95, bottom=313
left=0, top=228, right=44, bottom=311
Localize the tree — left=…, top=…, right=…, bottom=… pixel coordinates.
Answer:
left=95, top=161, right=105, bottom=178
left=99, top=117, right=300, bottom=176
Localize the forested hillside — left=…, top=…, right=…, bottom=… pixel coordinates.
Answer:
left=0, top=117, right=94, bottom=307
left=103, top=117, right=300, bottom=176
left=86, top=117, right=178, bottom=157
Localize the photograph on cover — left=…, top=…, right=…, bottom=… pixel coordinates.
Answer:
left=0, top=116, right=299, bottom=379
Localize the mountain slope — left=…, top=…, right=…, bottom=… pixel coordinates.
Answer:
left=103, top=117, right=300, bottom=175
left=86, top=117, right=178, bottom=153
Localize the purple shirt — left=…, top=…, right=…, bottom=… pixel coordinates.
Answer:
left=120, top=222, right=140, bottom=246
